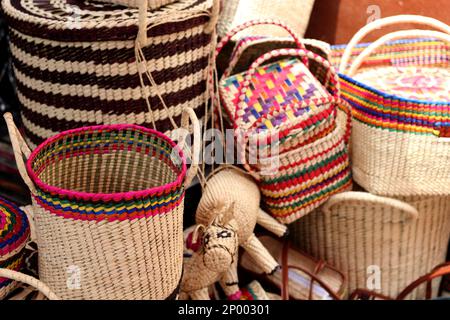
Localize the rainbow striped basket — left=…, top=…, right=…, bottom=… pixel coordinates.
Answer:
left=0, top=197, right=30, bottom=299
left=334, top=15, right=450, bottom=196
left=3, top=107, right=199, bottom=300
left=215, top=20, right=352, bottom=224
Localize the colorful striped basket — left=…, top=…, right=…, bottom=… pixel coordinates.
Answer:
left=3, top=107, right=199, bottom=300
left=290, top=192, right=450, bottom=299
left=0, top=197, right=30, bottom=299
left=215, top=20, right=352, bottom=224
left=2, top=0, right=218, bottom=149
left=334, top=15, right=450, bottom=196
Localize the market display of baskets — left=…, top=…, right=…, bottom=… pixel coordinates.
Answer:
left=1, top=0, right=218, bottom=149
left=3, top=106, right=199, bottom=300
left=334, top=15, right=450, bottom=196
left=0, top=197, right=30, bottom=299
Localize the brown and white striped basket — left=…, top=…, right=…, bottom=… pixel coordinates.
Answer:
left=290, top=192, right=450, bottom=299
left=2, top=0, right=219, bottom=149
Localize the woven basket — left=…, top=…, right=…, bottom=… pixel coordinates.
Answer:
left=2, top=0, right=218, bottom=149
left=217, top=0, right=315, bottom=38
left=215, top=21, right=352, bottom=224
left=0, top=197, right=30, bottom=299
left=290, top=192, right=450, bottom=299
left=3, top=107, right=200, bottom=300
left=96, top=0, right=177, bottom=10
left=334, top=15, right=450, bottom=196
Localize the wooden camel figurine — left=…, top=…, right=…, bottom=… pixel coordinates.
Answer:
left=196, top=166, right=288, bottom=298
left=180, top=203, right=240, bottom=300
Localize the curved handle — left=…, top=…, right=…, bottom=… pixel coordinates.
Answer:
left=396, top=262, right=450, bottom=300
left=339, top=14, right=450, bottom=72
left=0, top=269, right=60, bottom=300
left=322, top=192, right=419, bottom=220
left=347, top=30, right=450, bottom=76
left=179, top=107, right=200, bottom=188
left=3, top=113, right=36, bottom=195
left=234, top=48, right=341, bottom=178
left=204, top=0, right=220, bottom=34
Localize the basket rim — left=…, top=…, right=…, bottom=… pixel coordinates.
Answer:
left=26, top=124, right=187, bottom=203
left=0, top=197, right=30, bottom=257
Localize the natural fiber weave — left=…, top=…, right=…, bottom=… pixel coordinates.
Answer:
left=334, top=15, right=450, bottom=196
left=290, top=192, right=450, bottom=299
left=216, top=21, right=352, bottom=224
left=2, top=0, right=217, bottom=149
left=4, top=108, right=199, bottom=300
left=96, top=0, right=177, bottom=10
left=0, top=197, right=30, bottom=300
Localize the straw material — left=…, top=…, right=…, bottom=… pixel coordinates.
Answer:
left=181, top=216, right=240, bottom=300
left=4, top=108, right=200, bottom=300
left=290, top=192, right=450, bottom=299
left=335, top=15, right=450, bottom=196
left=0, top=197, right=30, bottom=299
left=0, top=269, right=60, bottom=300
left=96, top=0, right=177, bottom=10
left=216, top=21, right=352, bottom=224
left=217, top=0, right=315, bottom=38
left=240, top=281, right=270, bottom=300
left=2, top=0, right=217, bottom=149
left=196, top=166, right=287, bottom=275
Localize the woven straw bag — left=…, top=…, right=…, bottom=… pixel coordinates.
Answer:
left=215, top=20, right=352, bottom=224
left=0, top=197, right=30, bottom=299
left=96, top=0, right=177, bottom=10
left=335, top=15, right=450, bottom=196
left=3, top=107, right=200, bottom=300
left=217, top=0, right=315, bottom=38
left=2, top=0, right=218, bottom=149
left=290, top=192, right=450, bottom=299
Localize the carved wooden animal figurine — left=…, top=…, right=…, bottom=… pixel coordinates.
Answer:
left=196, top=166, right=288, bottom=283
left=180, top=207, right=240, bottom=300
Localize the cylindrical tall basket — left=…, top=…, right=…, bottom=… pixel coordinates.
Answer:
left=290, top=192, right=450, bottom=299
left=2, top=0, right=218, bottom=149
left=3, top=107, right=200, bottom=300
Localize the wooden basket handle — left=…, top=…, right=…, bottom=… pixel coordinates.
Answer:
left=321, top=192, right=419, bottom=220
left=0, top=269, right=60, bottom=300
left=179, top=107, right=200, bottom=188
left=339, top=14, right=450, bottom=72
left=347, top=30, right=450, bottom=76
left=3, top=113, right=36, bottom=195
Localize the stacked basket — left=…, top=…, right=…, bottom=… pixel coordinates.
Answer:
left=2, top=0, right=218, bottom=148
left=290, top=15, right=450, bottom=299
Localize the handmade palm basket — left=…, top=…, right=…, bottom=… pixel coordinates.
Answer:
left=334, top=15, right=450, bottom=196
left=2, top=0, right=218, bottom=149
left=215, top=21, right=352, bottom=224
left=0, top=197, right=30, bottom=299
left=290, top=192, right=450, bottom=299
left=3, top=108, right=199, bottom=300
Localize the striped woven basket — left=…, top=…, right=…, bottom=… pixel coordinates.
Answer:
left=2, top=0, right=218, bottom=149
left=0, top=197, right=30, bottom=299
left=334, top=15, right=450, bottom=196
left=290, top=192, right=450, bottom=299
left=3, top=107, right=200, bottom=300
left=215, top=20, right=352, bottom=224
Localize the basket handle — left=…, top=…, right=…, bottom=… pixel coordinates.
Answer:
left=3, top=113, right=36, bottom=195
left=347, top=30, right=450, bottom=76
left=339, top=14, right=450, bottom=72
left=179, top=107, right=200, bottom=188
left=322, top=192, right=419, bottom=220
left=396, top=262, right=450, bottom=300
left=234, top=48, right=340, bottom=179
left=0, top=269, right=60, bottom=300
